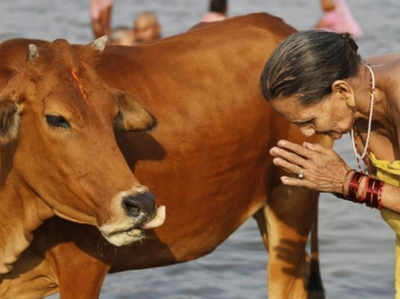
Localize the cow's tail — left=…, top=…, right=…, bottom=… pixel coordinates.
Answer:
left=305, top=198, right=325, bottom=299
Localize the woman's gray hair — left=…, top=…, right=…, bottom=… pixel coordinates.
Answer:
left=260, top=30, right=361, bottom=105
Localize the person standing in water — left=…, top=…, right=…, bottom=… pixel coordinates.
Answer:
left=200, top=0, right=228, bottom=23
left=260, top=30, right=400, bottom=298
left=90, top=0, right=113, bottom=38
left=109, top=11, right=161, bottom=46
left=133, top=11, right=162, bottom=43
left=314, top=0, right=363, bottom=39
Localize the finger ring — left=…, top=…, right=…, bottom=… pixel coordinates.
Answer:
left=298, top=169, right=304, bottom=179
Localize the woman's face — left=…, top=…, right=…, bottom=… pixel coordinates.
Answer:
left=270, top=93, right=354, bottom=139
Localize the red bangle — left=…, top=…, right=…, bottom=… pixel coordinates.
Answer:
left=346, top=172, right=363, bottom=202
left=377, top=181, right=383, bottom=209
left=365, top=177, right=375, bottom=207
left=363, top=177, right=384, bottom=209
left=371, top=179, right=384, bottom=209
left=335, top=171, right=384, bottom=210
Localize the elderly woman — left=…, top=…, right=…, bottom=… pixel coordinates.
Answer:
left=260, top=30, right=400, bottom=297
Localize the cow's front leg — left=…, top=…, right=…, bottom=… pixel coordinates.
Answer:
left=56, top=244, right=111, bottom=299
left=40, top=219, right=113, bottom=299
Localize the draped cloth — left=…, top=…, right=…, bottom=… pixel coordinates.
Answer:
left=370, top=152, right=400, bottom=298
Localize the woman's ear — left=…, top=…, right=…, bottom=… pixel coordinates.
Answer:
left=331, top=80, right=355, bottom=107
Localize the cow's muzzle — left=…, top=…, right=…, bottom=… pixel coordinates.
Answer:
left=122, top=191, right=156, bottom=218
left=99, top=186, right=166, bottom=246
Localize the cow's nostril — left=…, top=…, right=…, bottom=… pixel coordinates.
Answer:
left=122, top=196, right=141, bottom=217
left=122, top=192, right=156, bottom=218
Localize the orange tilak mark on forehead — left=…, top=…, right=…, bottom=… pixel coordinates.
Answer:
left=71, top=68, right=88, bottom=101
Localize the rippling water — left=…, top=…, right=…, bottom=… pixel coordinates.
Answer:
left=1, top=0, right=399, bottom=298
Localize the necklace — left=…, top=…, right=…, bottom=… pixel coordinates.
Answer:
left=350, top=63, right=375, bottom=172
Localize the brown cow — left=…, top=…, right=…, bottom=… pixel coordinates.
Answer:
left=0, top=13, right=330, bottom=299
left=0, top=38, right=165, bottom=280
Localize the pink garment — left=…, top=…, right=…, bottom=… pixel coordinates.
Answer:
left=200, top=12, right=226, bottom=23
left=317, top=0, right=363, bottom=39
left=90, top=0, right=113, bottom=19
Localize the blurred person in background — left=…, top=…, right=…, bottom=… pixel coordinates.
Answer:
left=314, top=0, right=363, bottom=39
left=92, top=7, right=161, bottom=46
left=90, top=0, right=113, bottom=38
left=133, top=11, right=162, bottom=43
left=110, top=26, right=136, bottom=46
left=201, top=0, right=228, bottom=23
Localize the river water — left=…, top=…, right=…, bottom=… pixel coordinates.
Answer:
left=0, top=0, right=398, bottom=298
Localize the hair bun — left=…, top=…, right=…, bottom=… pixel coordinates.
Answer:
left=341, top=33, right=358, bottom=53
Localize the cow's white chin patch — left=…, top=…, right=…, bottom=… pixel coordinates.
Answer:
left=100, top=205, right=166, bottom=246
left=101, top=228, right=145, bottom=247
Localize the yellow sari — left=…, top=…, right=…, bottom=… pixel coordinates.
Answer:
left=370, top=152, right=400, bottom=298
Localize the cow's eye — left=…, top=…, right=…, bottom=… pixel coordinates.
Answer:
left=45, top=115, right=71, bottom=129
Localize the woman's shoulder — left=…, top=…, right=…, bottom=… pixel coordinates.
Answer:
left=366, top=53, right=400, bottom=66
left=365, top=54, right=400, bottom=117
left=366, top=54, right=400, bottom=88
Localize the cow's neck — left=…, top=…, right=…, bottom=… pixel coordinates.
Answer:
left=0, top=174, right=53, bottom=274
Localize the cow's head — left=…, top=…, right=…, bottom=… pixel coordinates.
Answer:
left=0, top=37, right=165, bottom=247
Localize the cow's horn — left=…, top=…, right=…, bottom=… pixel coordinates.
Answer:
left=28, top=44, right=39, bottom=61
left=91, top=35, right=108, bottom=52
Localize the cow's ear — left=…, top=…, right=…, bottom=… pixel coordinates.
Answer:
left=114, top=91, right=156, bottom=132
left=0, top=100, right=21, bottom=144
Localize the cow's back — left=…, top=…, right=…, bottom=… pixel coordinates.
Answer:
left=95, top=13, right=300, bottom=270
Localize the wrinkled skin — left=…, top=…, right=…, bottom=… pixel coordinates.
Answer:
left=0, top=13, right=331, bottom=299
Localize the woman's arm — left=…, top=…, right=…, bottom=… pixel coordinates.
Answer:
left=90, top=0, right=113, bottom=38
left=270, top=140, right=400, bottom=213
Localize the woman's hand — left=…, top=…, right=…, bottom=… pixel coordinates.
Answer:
left=269, top=139, right=352, bottom=194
